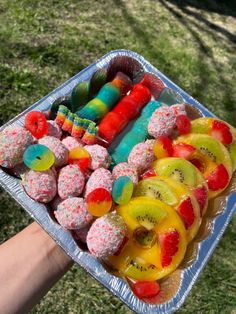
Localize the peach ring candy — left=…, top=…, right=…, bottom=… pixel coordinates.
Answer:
left=24, top=111, right=48, bottom=139
left=68, top=146, right=91, bottom=172
left=134, top=176, right=201, bottom=243
left=23, top=144, right=55, bottom=171
left=85, top=187, right=112, bottom=217
left=152, top=157, right=208, bottom=216
left=109, top=197, right=186, bottom=281
left=174, top=134, right=232, bottom=198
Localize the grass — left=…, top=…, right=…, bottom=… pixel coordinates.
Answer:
left=0, top=0, right=236, bottom=313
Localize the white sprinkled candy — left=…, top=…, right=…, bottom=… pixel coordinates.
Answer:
left=0, top=125, right=34, bottom=168
left=84, top=144, right=111, bottom=170
left=112, top=162, right=138, bottom=186
left=22, top=169, right=57, bottom=203
left=54, top=197, right=93, bottom=230
left=84, top=168, right=113, bottom=197
left=87, top=212, right=127, bottom=258
left=148, top=105, right=176, bottom=138
left=171, top=103, right=186, bottom=117
left=38, top=136, right=68, bottom=167
left=61, top=136, right=84, bottom=151
left=128, top=140, right=155, bottom=174
left=47, top=120, right=62, bottom=139
left=58, top=164, right=85, bottom=199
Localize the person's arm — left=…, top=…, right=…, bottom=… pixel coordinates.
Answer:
left=0, top=222, right=73, bottom=314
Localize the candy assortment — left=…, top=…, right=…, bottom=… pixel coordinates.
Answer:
left=0, top=54, right=235, bottom=309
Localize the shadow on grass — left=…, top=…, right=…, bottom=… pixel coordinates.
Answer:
left=167, top=0, right=236, bottom=44
left=112, top=0, right=235, bottom=125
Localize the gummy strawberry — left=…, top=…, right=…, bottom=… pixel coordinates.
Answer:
left=153, top=136, right=173, bottom=159
left=176, top=114, right=191, bottom=135
left=172, top=143, right=196, bottom=159
left=140, top=168, right=157, bottom=180
left=192, top=186, right=208, bottom=216
left=209, top=120, right=233, bottom=145
left=206, top=164, right=229, bottom=191
left=132, top=281, right=161, bottom=299
left=139, top=73, right=165, bottom=99
left=159, top=230, right=179, bottom=267
left=177, top=197, right=195, bottom=229
left=24, top=111, right=48, bottom=139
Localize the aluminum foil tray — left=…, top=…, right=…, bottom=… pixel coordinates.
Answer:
left=0, top=49, right=235, bottom=314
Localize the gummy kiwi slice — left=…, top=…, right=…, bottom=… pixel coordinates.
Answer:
left=228, top=141, right=236, bottom=171
left=134, top=178, right=178, bottom=206
left=152, top=158, right=197, bottom=187
left=124, top=257, right=159, bottom=281
left=128, top=202, right=167, bottom=230
left=178, top=134, right=226, bottom=164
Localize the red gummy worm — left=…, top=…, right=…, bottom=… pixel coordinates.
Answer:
left=98, top=84, right=151, bottom=144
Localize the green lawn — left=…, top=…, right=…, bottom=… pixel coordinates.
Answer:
left=0, top=0, right=236, bottom=313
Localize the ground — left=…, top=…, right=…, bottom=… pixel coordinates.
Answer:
left=0, top=0, right=236, bottom=313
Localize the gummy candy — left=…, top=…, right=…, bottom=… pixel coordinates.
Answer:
left=112, top=176, right=134, bottom=205
left=86, top=188, right=112, bottom=217
left=23, top=144, right=55, bottom=171
left=68, top=146, right=91, bottom=172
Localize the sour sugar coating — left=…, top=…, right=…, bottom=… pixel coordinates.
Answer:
left=128, top=140, right=155, bottom=174
left=38, top=136, right=68, bottom=167
left=112, top=162, right=138, bottom=186
left=58, top=164, right=85, bottom=199
left=84, top=144, right=111, bottom=170
left=0, top=125, right=34, bottom=168
left=148, top=105, right=176, bottom=139
left=61, top=136, right=83, bottom=151
left=84, top=168, right=113, bottom=197
left=87, top=212, right=127, bottom=258
left=47, top=120, right=62, bottom=139
left=54, top=197, right=93, bottom=230
left=22, top=169, right=57, bottom=203
left=171, top=103, right=186, bottom=117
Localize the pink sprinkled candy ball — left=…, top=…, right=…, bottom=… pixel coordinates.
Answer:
left=84, top=144, right=111, bottom=170
left=47, top=120, right=62, bottom=139
left=38, top=136, right=68, bottom=167
left=54, top=197, right=93, bottom=230
left=112, top=162, right=138, bottom=186
left=87, top=212, right=127, bottom=258
left=22, top=169, right=57, bottom=203
left=58, top=164, right=85, bottom=199
left=148, top=105, right=176, bottom=139
left=61, top=136, right=83, bottom=151
left=171, top=103, right=186, bottom=117
left=0, top=125, right=34, bottom=168
left=84, top=168, right=113, bottom=197
left=128, top=140, right=155, bottom=174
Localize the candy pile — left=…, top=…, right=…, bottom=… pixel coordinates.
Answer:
left=1, top=55, right=235, bottom=304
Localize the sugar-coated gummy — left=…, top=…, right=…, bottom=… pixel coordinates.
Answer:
left=0, top=125, right=34, bottom=168
left=54, top=197, right=93, bottom=230
left=22, top=169, right=57, bottom=203
left=38, top=136, right=68, bottom=167
left=112, top=162, right=138, bottom=186
left=128, top=140, right=155, bottom=173
left=61, top=136, right=84, bottom=151
left=84, top=168, right=113, bottom=197
left=87, top=212, right=127, bottom=258
left=84, top=144, right=111, bottom=170
left=47, top=120, right=62, bottom=139
left=58, top=164, right=85, bottom=199
left=148, top=105, right=176, bottom=139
